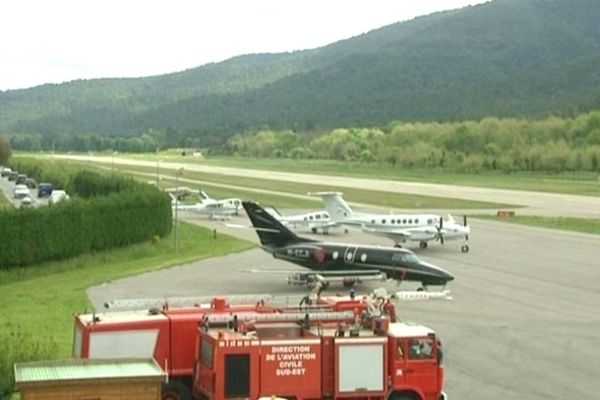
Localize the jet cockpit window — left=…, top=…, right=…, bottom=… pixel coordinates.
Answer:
left=404, top=253, right=420, bottom=263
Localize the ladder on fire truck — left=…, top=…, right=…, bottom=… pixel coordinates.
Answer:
left=103, top=287, right=451, bottom=311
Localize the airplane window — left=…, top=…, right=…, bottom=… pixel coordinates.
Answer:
left=415, top=219, right=419, bottom=224
left=309, top=216, right=314, bottom=220
left=382, top=219, right=386, bottom=224
left=427, top=219, right=433, bottom=224
left=404, top=253, right=420, bottom=263
left=346, top=252, right=353, bottom=261
left=371, top=220, right=376, bottom=224
left=403, top=219, right=407, bottom=224
left=409, top=219, right=413, bottom=224
left=408, top=338, right=434, bottom=360
left=332, top=251, right=339, bottom=260
left=360, top=253, right=367, bottom=262
left=316, top=215, right=321, bottom=219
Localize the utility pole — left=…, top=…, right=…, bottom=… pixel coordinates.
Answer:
left=156, top=159, right=161, bottom=187
left=174, top=167, right=184, bottom=252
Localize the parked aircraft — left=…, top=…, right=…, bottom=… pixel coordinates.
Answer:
left=264, top=206, right=340, bottom=234
left=311, top=192, right=471, bottom=253
left=242, top=201, right=454, bottom=289
left=168, top=194, right=238, bottom=219
left=197, top=190, right=242, bottom=215
left=166, top=188, right=242, bottom=218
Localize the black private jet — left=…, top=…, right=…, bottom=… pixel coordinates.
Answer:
left=243, top=201, right=454, bottom=289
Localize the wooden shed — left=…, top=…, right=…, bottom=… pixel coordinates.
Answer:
left=14, top=358, right=165, bottom=400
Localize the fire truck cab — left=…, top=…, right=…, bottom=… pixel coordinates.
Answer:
left=194, top=317, right=446, bottom=400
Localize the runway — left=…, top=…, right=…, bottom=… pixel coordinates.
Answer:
left=54, top=155, right=600, bottom=218
left=89, top=211, right=600, bottom=400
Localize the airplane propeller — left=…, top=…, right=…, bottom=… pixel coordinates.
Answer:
left=435, top=217, right=444, bottom=245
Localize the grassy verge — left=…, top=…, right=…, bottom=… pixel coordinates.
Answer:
left=475, top=215, right=600, bottom=235
left=0, top=221, right=254, bottom=357
left=123, top=153, right=600, bottom=197
left=0, top=191, right=10, bottom=209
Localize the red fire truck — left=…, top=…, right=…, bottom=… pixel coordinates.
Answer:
left=73, top=293, right=397, bottom=399
left=194, top=313, right=446, bottom=400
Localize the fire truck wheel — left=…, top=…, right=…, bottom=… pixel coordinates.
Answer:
left=162, top=381, right=191, bottom=400
left=389, top=392, right=416, bottom=400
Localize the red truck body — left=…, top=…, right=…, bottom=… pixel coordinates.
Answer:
left=74, top=295, right=445, bottom=400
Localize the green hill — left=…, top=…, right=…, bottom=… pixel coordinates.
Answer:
left=1, top=0, right=600, bottom=143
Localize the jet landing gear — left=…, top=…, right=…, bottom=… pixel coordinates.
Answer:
left=419, top=241, right=428, bottom=249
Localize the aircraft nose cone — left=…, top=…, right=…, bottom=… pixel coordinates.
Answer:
left=422, top=261, right=454, bottom=285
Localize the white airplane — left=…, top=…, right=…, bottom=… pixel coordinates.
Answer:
left=167, top=188, right=242, bottom=219
left=263, top=206, right=341, bottom=234
left=311, top=192, right=471, bottom=253
left=197, top=190, right=242, bottom=215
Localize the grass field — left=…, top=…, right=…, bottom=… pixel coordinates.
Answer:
left=125, top=153, right=600, bottom=197
left=475, top=215, right=600, bottom=235
left=0, top=191, right=10, bottom=209
left=0, top=222, right=253, bottom=358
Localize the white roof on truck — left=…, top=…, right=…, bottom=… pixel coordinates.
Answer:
left=388, top=322, right=434, bottom=338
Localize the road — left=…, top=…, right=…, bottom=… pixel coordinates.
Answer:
left=88, top=211, right=600, bottom=400
left=54, top=154, right=600, bottom=218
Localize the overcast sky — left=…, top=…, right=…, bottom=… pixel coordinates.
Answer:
left=0, top=0, right=489, bottom=91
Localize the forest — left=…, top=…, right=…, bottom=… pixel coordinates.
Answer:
left=229, top=112, right=600, bottom=173
left=1, top=0, right=600, bottom=138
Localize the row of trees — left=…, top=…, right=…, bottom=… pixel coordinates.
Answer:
left=228, top=111, right=600, bottom=172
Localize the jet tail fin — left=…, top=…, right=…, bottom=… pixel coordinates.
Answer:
left=198, top=190, right=212, bottom=201
left=242, top=201, right=307, bottom=249
left=310, top=192, right=354, bottom=222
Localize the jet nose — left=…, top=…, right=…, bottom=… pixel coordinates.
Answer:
left=422, top=261, right=454, bottom=285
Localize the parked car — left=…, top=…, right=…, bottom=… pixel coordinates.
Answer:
left=8, top=171, right=19, bottom=181
left=14, top=184, right=30, bottom=199
left=37, top=183, right=53, bottom=197
left=16, top=174, right=27, bottom=185
left=20, top=195, right=34, bottom=208
left=48, top=190, right=70, bottom=205
left=24, top=178, right=37, bottom=189
left=0, top=167, right=11, bottom=177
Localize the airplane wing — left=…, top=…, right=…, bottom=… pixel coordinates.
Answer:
left=361, top=224, right=438, bottom=242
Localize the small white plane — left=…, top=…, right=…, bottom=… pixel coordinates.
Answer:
left=197, top=190, right=242, bottom=215
left=263, top=206, right=340, bottom=234
left=311, top=192, right=471, bottom=252
left=167, top=188, right=242, bottom=219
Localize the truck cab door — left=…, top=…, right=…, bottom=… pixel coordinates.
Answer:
left=404, top=337, right=440, bottom=398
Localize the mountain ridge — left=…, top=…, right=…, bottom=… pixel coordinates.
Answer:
left=2, top=0, right=600, bottom=141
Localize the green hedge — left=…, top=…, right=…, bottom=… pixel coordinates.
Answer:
left=0, top=163, right=172, bottom=268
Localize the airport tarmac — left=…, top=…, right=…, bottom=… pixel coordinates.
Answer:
left=89, top=211, right=600, bottom=400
